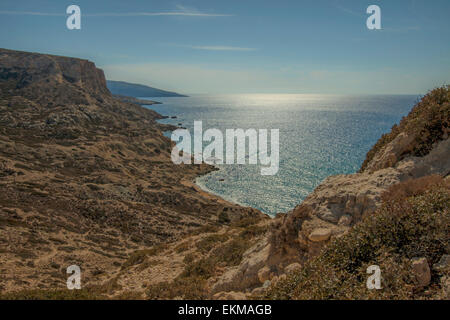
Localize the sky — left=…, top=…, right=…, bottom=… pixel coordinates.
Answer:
left=0, top=0, right=449, bottom=94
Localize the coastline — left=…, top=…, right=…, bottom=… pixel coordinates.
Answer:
left=193, top=168, right=264, bottom=213
left=151, top=107, right=263, bottom=214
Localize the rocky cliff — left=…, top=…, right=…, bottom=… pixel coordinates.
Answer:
left=0, top=48, right=263, bottom=296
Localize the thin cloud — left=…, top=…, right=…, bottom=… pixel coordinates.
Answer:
left=84, top=12, right=232, bottom=17
left=164, top=43, right=256, bottom=51
left=333, top=1, right=365, bottom=18
left=189, top=45, right=257, bottom=52
left=380, top=26, right=421, bottom=33
left=0, top=11, right=64, bottom=16
left=0, top=8, right=232, bottom=17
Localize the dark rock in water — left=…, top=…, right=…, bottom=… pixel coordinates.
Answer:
left=219, top=178, right=225, bottom=182
left=171, top=116, right=177, bottom=119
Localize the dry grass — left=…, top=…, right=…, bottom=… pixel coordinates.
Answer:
left=146, top=220, right=268, bottom=300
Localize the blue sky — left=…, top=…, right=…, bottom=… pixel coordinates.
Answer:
left=0, top=0, right=449, bottom=94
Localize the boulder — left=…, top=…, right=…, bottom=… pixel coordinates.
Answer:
left=308, top=228, right=331, bottom=242
left=411, top=257, right=431, bottom=288
left=284, top=263, right=301, bottom=274
left=210, top=238, right=271, bottom=293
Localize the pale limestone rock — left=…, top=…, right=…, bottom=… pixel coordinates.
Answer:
left=411, top=257, right=431, bottom=288
left=308, top=228, right=331, bottom=242
left=211, top=237, right=271, bottom=293
left=365, top=132, right=416, bottom=172
left=257, top=266, right=270, bottom=283
left=284, top=263, right=301, bottom=274
left=262, top=280, right=271, bottom=288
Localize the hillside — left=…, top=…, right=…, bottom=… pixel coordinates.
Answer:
left=0, top=48, right=263, bottom=296
left=106, top=80, right=187, bottom=98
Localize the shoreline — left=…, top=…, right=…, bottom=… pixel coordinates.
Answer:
left=148, top=104, right=265, bottom=215
left=194, top=167, right=272, bottom=217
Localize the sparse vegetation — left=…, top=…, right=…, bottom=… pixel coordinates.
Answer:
left=196, top=234, right=229, bottom=253
left=121, top=244, right=168, bottom=269
left=145, top=219, right=268, bottom=299
left=265, top=177, right=449, bottom=299
left=360, top=85, right=449, bottom=172
left=0, top=288, right=105, bottom=300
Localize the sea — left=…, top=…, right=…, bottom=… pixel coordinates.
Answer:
left=144, top=94, right=419, bottom=216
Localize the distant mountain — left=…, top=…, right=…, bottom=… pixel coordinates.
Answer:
left=107, top=80, right=187, bottom=98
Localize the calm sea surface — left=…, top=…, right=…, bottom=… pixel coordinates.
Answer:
left=144, top=94, right=419, bottom=216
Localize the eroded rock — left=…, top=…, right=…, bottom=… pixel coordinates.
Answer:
left=284, top=263, right=301, bottom=274
left=308, top=228, right=332, bottom=242
left=411, top=257, right=431, bottom=288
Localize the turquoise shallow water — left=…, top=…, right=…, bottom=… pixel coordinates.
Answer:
left=144, top=94, right=419, bottom=216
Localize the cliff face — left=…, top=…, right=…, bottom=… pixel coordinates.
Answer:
left=0, top=49, right=263, bottom=295
left=0, top=48, right=109, bottom=107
